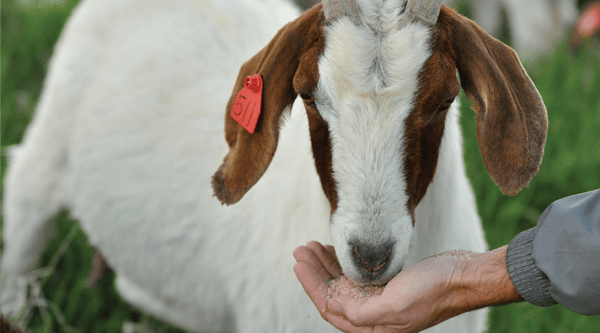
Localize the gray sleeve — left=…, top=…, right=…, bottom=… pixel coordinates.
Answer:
left=506, top=189, right=600, bottom=315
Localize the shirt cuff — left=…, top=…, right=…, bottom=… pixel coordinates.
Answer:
left=506, top=228, right=557, bottom=307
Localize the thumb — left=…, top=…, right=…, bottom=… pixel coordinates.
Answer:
left=327, top=295, right=391, bottom=327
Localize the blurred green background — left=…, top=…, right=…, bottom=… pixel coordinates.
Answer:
left=1, top=0, right=599, bottom=332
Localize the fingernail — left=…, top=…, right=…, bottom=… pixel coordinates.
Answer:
left=327, top=300, right=342, bottom=315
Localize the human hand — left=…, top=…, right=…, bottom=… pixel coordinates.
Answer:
left=293, top=241, right=478, bottom=333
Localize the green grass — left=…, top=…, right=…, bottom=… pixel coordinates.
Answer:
left=1, top=0, right=599, bottom=332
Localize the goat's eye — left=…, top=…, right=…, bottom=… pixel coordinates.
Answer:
left=436, top=98, right=454, bottom=114
left=299, top=93, right=316, bottom=108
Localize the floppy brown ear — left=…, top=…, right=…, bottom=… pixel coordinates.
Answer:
left=212, top=5, right=324, bottom=205
left=440, top=6, right=548, bottom=195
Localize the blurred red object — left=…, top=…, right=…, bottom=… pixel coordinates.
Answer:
left=569, top=2, right=600, bottom=51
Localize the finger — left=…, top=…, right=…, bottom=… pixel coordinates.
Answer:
left=323, top=244, right=336, bottom=256
left=329, top=295, right=397, bottom=327
left=293, top=246, right=334, bottom=280
left=321, top=312, right=371, bottom=333
left=295, top=260, right=373, bottom=333
left=293, top=262, right=331, bottom=313
left=306, top=241, right=342, bottom=277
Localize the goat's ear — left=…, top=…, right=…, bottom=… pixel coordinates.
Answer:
left=441, top=6, right=548, bottom=195
left=212, top=5, right=324, bottom=205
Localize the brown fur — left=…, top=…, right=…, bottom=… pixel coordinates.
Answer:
left=403, top=5, right=548, bottom=216
left=305, top=107, right=338, bottom=212
left=440, top=6, right=548, bottom=196
left=403, top=16, right=461, bottom=214
left=212, top=4, right=328, bottom=205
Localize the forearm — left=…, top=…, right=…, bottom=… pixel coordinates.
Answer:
left=452, top=246, right=523, bottom=312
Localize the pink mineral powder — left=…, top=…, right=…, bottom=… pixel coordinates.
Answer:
left=326, top=275, right=385, bottom=303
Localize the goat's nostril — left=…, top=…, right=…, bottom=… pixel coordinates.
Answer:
left=350, top=240, right=394, bottom=274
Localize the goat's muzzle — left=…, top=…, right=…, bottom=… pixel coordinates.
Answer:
left=349, top=239, right=397, bottom=284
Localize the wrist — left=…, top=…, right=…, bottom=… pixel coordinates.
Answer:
left=453, top=246, right=522, bottom=311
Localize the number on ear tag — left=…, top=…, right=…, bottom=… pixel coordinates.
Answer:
left=231, top=74, right=263, bottom=134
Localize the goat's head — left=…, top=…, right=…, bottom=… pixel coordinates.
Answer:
left=212, top=0, right=547, bottom=285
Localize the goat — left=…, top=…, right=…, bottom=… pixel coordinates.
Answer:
left=444, top=0, right=578, bottom=62
left=0, top=0, right=547, bottom=332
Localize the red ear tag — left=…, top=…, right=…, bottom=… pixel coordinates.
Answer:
left=231, top=74, right=263, bottom=134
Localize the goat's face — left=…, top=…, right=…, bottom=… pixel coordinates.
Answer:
left=306, top=9, right=458, bottom=284
left=213, top=1, right=547, bottom=285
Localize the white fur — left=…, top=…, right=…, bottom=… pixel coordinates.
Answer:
left=317, top=4, right=433, bottom=285
left=2, top=0, right=487, bottom=332
left=445, top=0, right=578, bottom=62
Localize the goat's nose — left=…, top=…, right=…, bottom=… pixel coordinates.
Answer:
left=350, top=240, right=394, bottom=275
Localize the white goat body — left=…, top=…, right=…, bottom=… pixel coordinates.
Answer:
left=1, top=0, right=548, bottom=332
